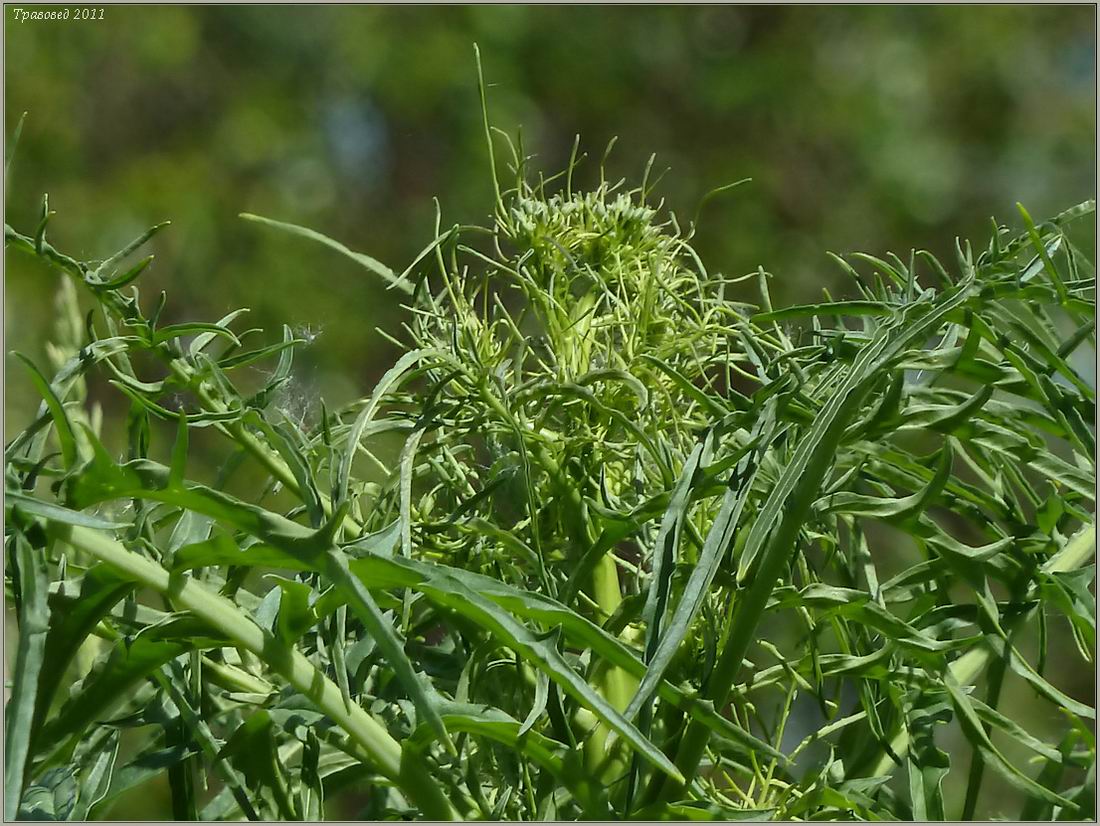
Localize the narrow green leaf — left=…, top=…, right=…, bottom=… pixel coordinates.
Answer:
left=241, top=212, right=413, bottom=294
left=335, top=349, right=440, bottom=506
left=1016, top=203, right=1067, bottom=303
left=13, top=352, right=77, bottom=469
left=4, top=530, right=51, bottom=820
left=32, top=566, right=134, bottom=739
left=625, top=431, right=755, bottom=725
left=92, top=255, right=153, bottom=291
left=6, top=490, right=130, bottom=530
left=91, top=221, right=171, bottom=281
left=71, top=728, right=120, bottom=820
left=518, top=670, right=550, bottom=738
left=153, top=322, right=242, bottom=347
left=321, top=547, right=453, bottom=751
left=945, top=675, right=1076, bottom=811
left=92, top=743, right=199, bottom=818
left=753, top=300, right=895, bottom=323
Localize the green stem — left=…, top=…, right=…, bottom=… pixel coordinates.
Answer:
left=586, top=561, right=649, bottom=819
left=93, top=621, right=273, bottom=696
left=47, top=521, right=461, bottom=821
left=592, top=553, right=624, bottom=635
left=960, top=649, right=1008, bottom=820
left=593, top=555, right=635, bottom=712
left=585, top=553, right=634, bottom=775
left=961, top=570, right=1030, bottom=820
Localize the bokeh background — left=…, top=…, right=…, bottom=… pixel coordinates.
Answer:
left=4, top=5, right=1097, bottom=819
left=5, top=5, right=1096, bottom=433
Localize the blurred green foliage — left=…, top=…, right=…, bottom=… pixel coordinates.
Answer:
left=5, top=5, right=1094, bottom=435
left=3, top=7, right=1095, bottom=820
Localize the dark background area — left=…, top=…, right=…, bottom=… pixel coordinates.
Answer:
left=4, top=5, right=1096, bottom=819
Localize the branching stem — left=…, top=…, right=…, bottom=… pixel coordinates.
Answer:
left=46, top=521, right=462, bottom=821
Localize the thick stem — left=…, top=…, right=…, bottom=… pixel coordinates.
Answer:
left=593, top=556, right=636, bottom=715
left=584, top=554, right=633, bottom=769
left=48, top=521, right=461, bottom=821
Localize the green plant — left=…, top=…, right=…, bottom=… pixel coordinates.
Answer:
left=4, top=83, right=1096, bottom=819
